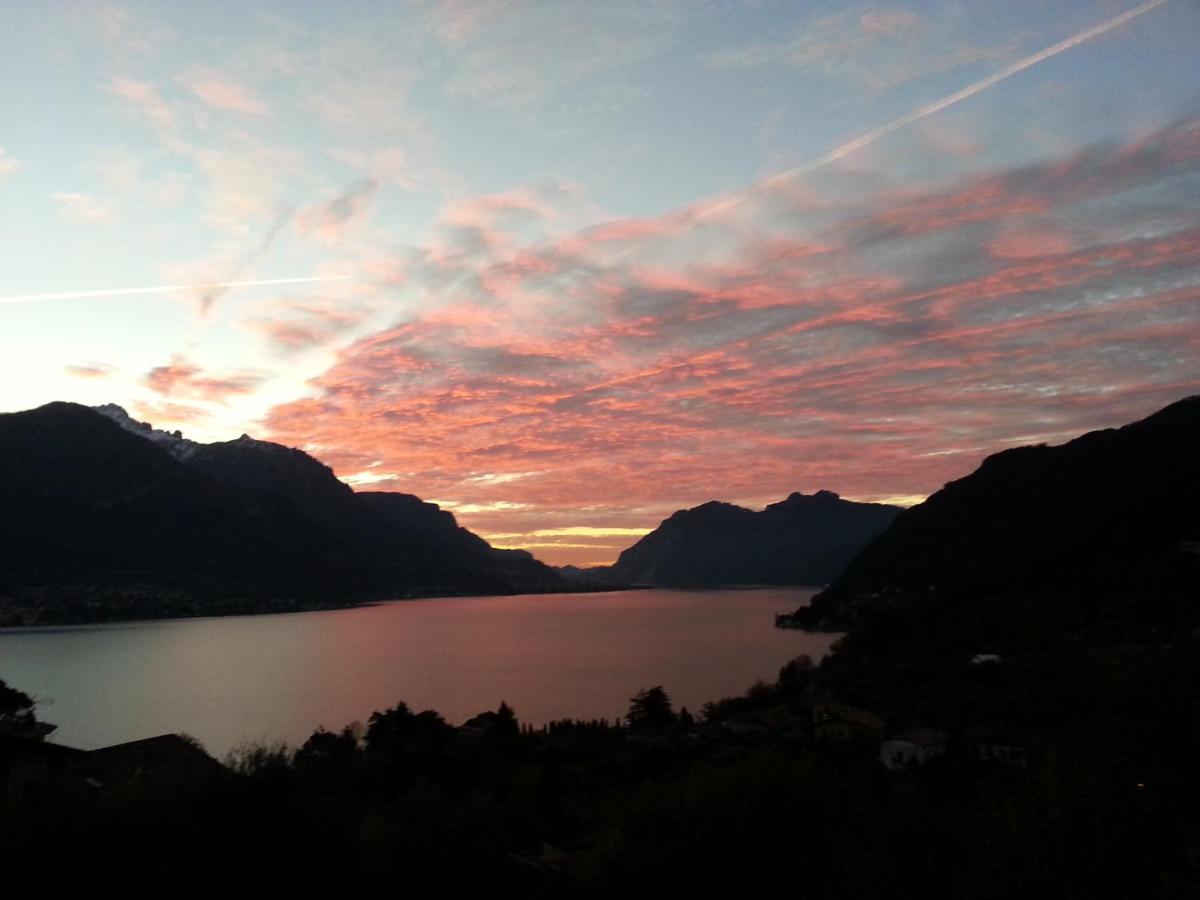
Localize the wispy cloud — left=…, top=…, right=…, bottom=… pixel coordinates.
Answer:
left=295, top=179, right=379, bottom=243
left=436, top=2, right=672, bottom=107
left=144, top=355, right=267, bottom=404
left=0, top=276, right=353, bottom=307
left=64, top=363, right=115, bottom=380
left=264, top=117, right=1200, bottom=553
left=105, top=77, right=176, bottom=129
left=241, top=296, right=369, bottom=352
left=702, top=3, right=1006, bottom=91
left=184, top=70, right=271, bottom=116
left=0, top=147, right=23, bottom=181
left=52, top=192, right=111, bottom=224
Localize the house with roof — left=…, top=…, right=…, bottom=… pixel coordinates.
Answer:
left=75, top=734, right=225, bottom=788
left=0, top=732, right=86, bottom=800
left=965, top=725, right=1027, bottom=769
left=1, top=729, right=224, bottom=800
left=879, top=728, right=950, bottom=770
left=812, top=702, right=885, bottom=743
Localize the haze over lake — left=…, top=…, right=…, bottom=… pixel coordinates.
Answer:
left=0, top=588, right=834, bottom=756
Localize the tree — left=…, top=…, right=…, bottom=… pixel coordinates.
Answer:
left=293, top=726, right=360, bottom=784
left=495, top=701, right=519, bottom=736
left=777, top=654, right=815, bottom=695
left=0, top=677, right=38, bottom=733
left=365, top=701, right=413, bottom=751
left=626, top=686, right=675, bottom=730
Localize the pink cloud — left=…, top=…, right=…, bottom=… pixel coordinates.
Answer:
left=144, top=355, right=266, bottom=403
left=295, top=179, right=379, bottom=243
left=64, top=363, right=114, bottom=379
left=132, top=399, right=211, bottom=427
left=106, top=77, right=176, bottom=129
left=703, top=5, right=1006, bottom=92
left=0, top=147, right=23, bottom=181
left=986, top=228, right=1075, bottom=260
left=243, top=299, right=368, bottom=352
left=262, top=119, right=1200, bottom=566
left=185, top=72, right=270, bottom=116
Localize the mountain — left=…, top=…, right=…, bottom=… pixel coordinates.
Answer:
left=0, top=402, right=563, bottom=625
left=94, top=403, right=201, bottom=461
left=185, top=433, right=377, bottom=545
left=356, top=491, right=562, bottom=594
left=179, top=427, right=560, bottom=594
left=796, top=395, right=1200, bottom=638
left=0, top=402, right=358, bottom=624
left=574, top=491, right=901, bottom=588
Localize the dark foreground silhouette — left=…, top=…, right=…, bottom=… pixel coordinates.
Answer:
left=3, top=396, right=1197, bottom=894
left=4, top=640, right=1200, bottom=897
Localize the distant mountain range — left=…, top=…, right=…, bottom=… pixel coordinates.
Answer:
left=794, top=395, right=1200, bottom=642
left=0, top=402, right=563, bottom=625
left=12, top=395, right=1188, bottom=631
left=561, top=491, right=901, bottom=588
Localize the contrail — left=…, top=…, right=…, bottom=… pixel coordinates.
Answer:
left=692, top=0, right=1171, bottom=220
left=197, top=205, right=296, bottom=314
left=0, top=275, right=354, bottom=306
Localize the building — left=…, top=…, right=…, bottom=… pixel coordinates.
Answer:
left=0, top=732, right=85, bottom=800
left=812, top=703, right=885, bottom=742
left=0, top=731, right=224, bottom=799
left=879, top=728, right=950, bottom=770
left=965, top=725, right=1027, bottom=768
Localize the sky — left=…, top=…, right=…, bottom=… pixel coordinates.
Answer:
left=1, top=1, right=1198, bottom=566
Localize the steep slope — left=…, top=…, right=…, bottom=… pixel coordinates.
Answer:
left=186, top=434, right=372, bottom=543
left=798, top=395, right=1200, bottom=637
left=0, top=402, right=566, bottom=625
left=599, top=491, right=901, bottom=587
left=176, top=429, right=562, bottom=592
left=0, top=403, right=361, bottom=623
left=94, top=403, right=201, bottom=461
left=356, top=491, right=563, bottom=593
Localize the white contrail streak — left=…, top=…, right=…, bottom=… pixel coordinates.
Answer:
left=695, top=0, right=1171, bottom=220
left=0, top=275, right=355, bottom=306
left=6, top=3, right=1165, bottom=312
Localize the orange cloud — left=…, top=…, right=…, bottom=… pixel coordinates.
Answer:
left=64, top=364, right=114, bottom=379
left=243, top=298, right=368, bottom=352
left=144, top=355, right=266, bottom=404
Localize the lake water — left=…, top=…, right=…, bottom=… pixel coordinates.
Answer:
left=0, top=588, right=835, bottom=758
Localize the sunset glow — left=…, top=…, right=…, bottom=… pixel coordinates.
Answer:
left=2, top=1, right=1197, bottom=564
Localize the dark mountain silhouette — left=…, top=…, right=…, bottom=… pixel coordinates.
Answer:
left=796, top=395, right=1200, bottom=638
left=571, top=491, right=901, bottom=587
left=177, top=428, right=560, bottom=594
left=357, top=491, right=563, bottom=593
left=186, top=434, right=372, bottom=542
left=0, top=402, right=562, bottom=625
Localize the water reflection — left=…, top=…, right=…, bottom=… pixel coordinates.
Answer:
left=0, top=588, right=835, bottom=756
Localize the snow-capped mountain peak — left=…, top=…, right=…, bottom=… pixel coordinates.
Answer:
left=92, top=404, right=202, bottom=462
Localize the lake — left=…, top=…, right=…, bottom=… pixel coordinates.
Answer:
left=0, top=587, right=836, bottom=757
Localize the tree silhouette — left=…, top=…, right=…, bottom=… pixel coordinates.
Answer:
left=0, top=677, right=39, bottom=733
left=495, top=701, right=519, bottom=736
left=626, top=686, right=675, bottom=730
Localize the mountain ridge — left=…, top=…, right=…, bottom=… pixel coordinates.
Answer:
left=0, top=402, right=564, bottom=625
left=795, top=394, right=1200, bottom=635
left=565, top=490, right=901, bottom=588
